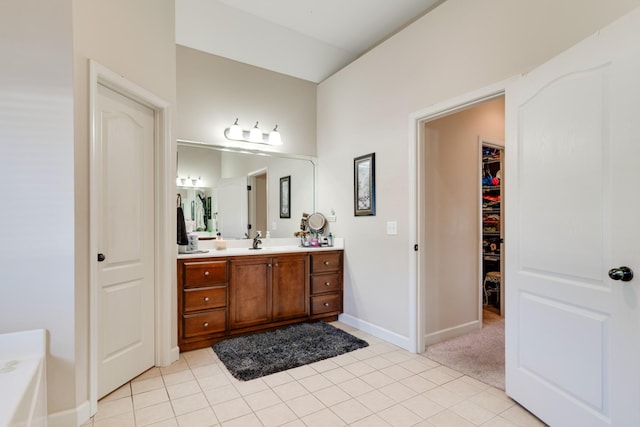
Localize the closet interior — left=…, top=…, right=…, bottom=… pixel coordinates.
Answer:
left=481, top=145, right=502, bottom=315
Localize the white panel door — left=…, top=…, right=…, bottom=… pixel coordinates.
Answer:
left=96, top=84, right=155, bottom=398
left=505, top=8, right=640, bottom=426
left=217, top=176, right=248, bottom=239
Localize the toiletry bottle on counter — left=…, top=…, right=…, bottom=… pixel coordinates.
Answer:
left=187, top=233, right=198, bottom=251
left=328, top=233, right=334, bottom=247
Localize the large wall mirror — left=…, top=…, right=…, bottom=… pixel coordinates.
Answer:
left=177, top=140, right=316, bottom=240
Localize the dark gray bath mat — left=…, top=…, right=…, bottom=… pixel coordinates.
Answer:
left=213, top=322, right=368, bottom=381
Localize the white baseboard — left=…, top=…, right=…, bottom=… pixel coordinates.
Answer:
left=48, top=399, right=90, bottom=427
left=424, top=319, right=481, bottom=346
left=338, top=313, right=411, bottom=351
left=166, top=345, right=180, bottom=366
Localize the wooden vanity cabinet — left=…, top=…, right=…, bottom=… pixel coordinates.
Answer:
left=310, top=252, right=343, bottom=318
left=178, top=250, right=342, bottom=351
left=229, top=253, right=309, bottom=331
left=271, top=254, right=309, bottom=322
left=178, top=259, right=229, bottom=351
left=228, top=256, right=272, bottom=329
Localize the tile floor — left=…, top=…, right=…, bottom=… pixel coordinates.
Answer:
left=82, top=323, right=545, bottom=427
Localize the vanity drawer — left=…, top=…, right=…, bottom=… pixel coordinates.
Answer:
left=182, top=310, right=226, bottom=338
left=183, top=260, right=228, bottom=287
left=310, top=293, right=342, bottom=316
left=311, top=273, right=341, bottom=295
left=310, top=252, right=342, bottom=273
left=184, top=286, right=227, bottom=312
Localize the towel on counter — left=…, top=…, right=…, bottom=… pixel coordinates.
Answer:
left=177, top=206, right=189, bottom=245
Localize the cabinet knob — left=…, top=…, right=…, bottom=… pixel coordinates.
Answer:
left=323, top=302, right=330, bottom=307
left=274, top=263, right=279, bottom=267
left=324, top=261, right=330, bottom=265
left=324, top=282, right=331, bottom=286
left=204, top=271, right=209, bottom=276
left=204, top=297, right=210, bottom=302
left=268, top=263, right=272, bottom=267
left=203, top=322, right=209, bottom=328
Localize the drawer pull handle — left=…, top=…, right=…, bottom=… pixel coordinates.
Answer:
left=203, top=322, right=209, bottom=328
left=324, top=261, right=330, bottom=265
left=204, top=297, right=210, bottom=302
left=324, top=303, right=330, bottom=307
left=325, top=282, right=331, bottom=286
left=204, top=271, right=209, bottom=276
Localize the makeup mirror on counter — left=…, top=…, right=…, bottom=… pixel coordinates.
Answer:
left=177, top=140, right=316, bottom=239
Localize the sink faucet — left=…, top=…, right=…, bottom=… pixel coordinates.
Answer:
left=252, top=231, right=262, bottom=249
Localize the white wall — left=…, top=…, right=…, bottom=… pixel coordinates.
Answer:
left=177, top=45, right=317, bottom=157
left=317, top=0, right=640, bottom=346
left=0, top=0, right=75, bottom=415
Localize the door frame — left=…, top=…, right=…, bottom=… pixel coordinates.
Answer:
left=88, top=60, right=176, bottom=414
left=408, top=79, right=511, bottom=353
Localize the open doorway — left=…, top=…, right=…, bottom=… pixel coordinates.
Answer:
left=420, top=95, right=506, bottom=389
left=248, top=169, right=268, bottom=236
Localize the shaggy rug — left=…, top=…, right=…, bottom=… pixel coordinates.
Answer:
left=213, top=322, right=369, bottom=381
left=424, top=310, right=505, bottom=389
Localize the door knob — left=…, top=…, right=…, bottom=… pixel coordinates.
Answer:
left=608, top=266, right=633, bottom=282
left=97, top=253, right=105, bottom=262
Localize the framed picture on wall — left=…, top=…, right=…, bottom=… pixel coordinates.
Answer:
left=280, top=175, right=291, bottom=218
left=354, top=152, right=376, bottom=216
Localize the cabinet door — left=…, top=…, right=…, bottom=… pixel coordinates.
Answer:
left=272, top=254, right=309, bottom=321
left=229, top=257, right=272, bottom=329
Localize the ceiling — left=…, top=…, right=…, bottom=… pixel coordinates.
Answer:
left=175, top=0, right=445, bottom=83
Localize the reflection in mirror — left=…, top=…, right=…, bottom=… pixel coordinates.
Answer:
left=177, top=141, right=316, bottom=239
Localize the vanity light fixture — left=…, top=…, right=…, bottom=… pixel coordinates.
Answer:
left=224, top=118, right=283, bottom=145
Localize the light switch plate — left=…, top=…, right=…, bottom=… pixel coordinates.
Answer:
left=386, top=221, right=398, bottom=235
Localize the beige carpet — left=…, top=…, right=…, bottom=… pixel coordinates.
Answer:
left=424, top=310, right=504, bottom=389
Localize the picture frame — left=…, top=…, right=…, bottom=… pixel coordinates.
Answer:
left=279, top=175, right=291, bottom=218
left=354, top=152, right=376, bottom=216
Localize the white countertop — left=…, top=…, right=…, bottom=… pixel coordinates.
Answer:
left=178, top=237, right=344, bottom=259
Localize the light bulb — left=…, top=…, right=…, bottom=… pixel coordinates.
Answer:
left=268, top=125, right=282, bottom=145
left=249, top=122, right=264, bottom=143
left=228, top=118, right=243, bottom=140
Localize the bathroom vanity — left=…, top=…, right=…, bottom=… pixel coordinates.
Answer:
left=177, top=244, right=343, bottom=351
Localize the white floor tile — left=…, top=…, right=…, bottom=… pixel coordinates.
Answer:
left=134, top=401, right=175, bottom=426
left=254, top=402, right=298, bottom=427
left=330, top=398, right=373, bottom=424
left=93, top=322, right=545, bottom=427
